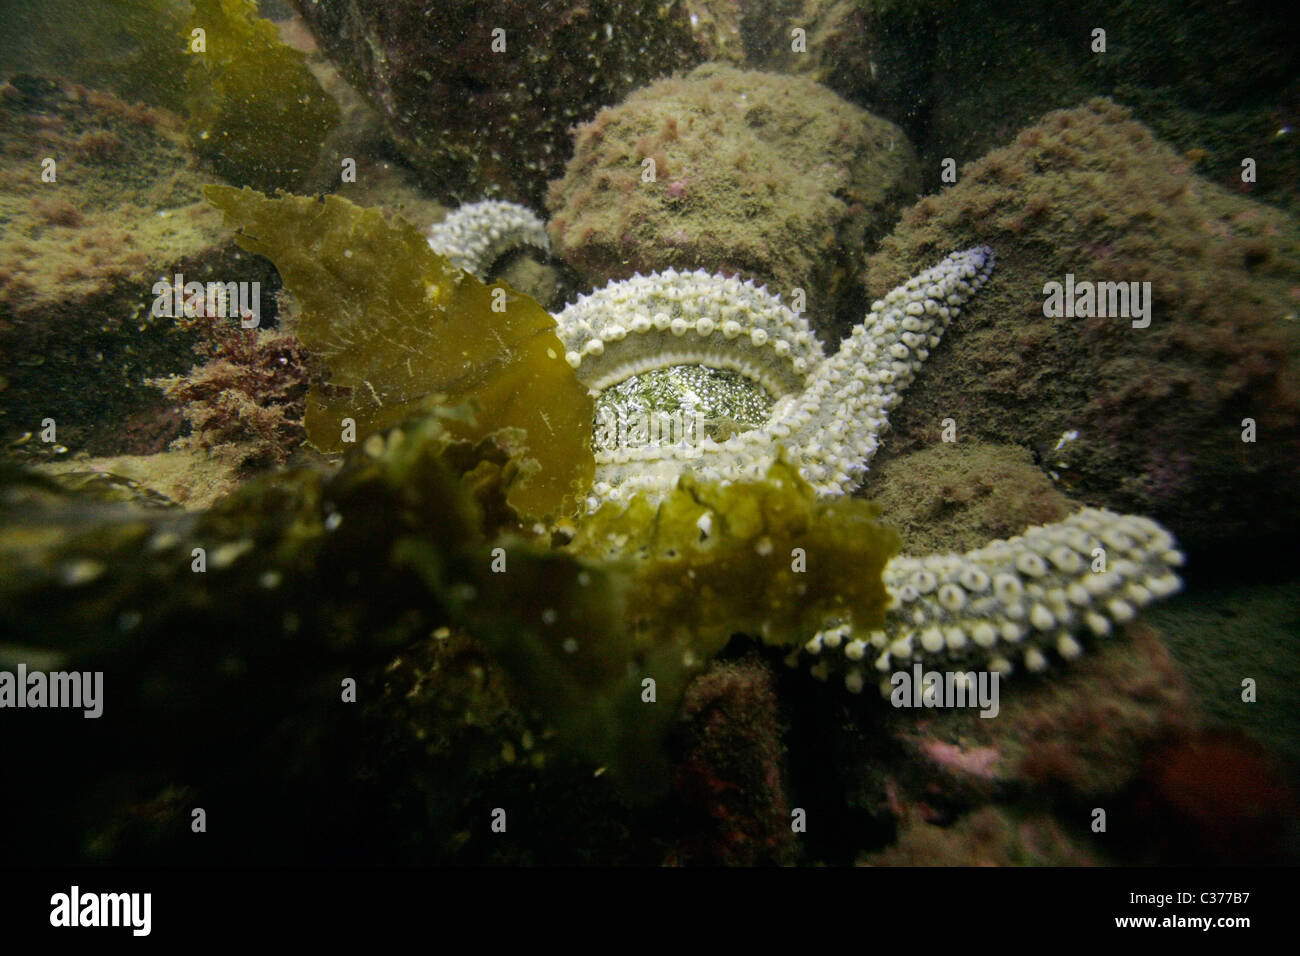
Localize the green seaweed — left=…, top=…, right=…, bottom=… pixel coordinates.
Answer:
left=0, top=0, right=337, bottom=192
left=0, top=415, right=898, bottom=827
left=470, top=457, right=901, bottom=793
left=0, top=413, right=563, bottom=861
left=570, top=457, right=899, bottom=651
left=204, top=186, right=595, bottom=519
left=185, top=0, right=338, bottom=190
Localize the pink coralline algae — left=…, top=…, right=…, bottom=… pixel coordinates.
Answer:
left=919, top=741, right=1001, bottom=782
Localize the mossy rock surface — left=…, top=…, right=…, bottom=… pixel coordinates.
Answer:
left=0, top=75, right=279, bottom=458
left=860, top=442, right=1080, bottom=556
left=289, top=0, right=702, bottom=206
left=866, top=99, right=1300, bottom=556
left=548, top=63, right=920, bottom=338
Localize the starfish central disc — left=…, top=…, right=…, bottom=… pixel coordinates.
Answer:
left=593, top=364, right=774, bottom=451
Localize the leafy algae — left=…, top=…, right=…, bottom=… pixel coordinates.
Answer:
left=184, top=0, right=338, bottom=190
left=204, top=185, right=595, bottom=519
left=568, top=457, right=899, bottom=652
left=1, top=405, right=898, bottom=818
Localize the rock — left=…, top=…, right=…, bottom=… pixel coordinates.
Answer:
left=743, top=0, right=1300, bottom=219
left=0, top=75, right=280, bottom=458
left=686, top=1, right=888, bottom=109
left=288, top=0, right=704, bottom=207
left=866, top=99, right=1300, bottom=557
left=1145, top=578, right=1300, bottom=769
left=548, top=63, right=920, bottom=336
left=1126, top=728, right=1300, bottom=865
left=670, top=654, right=797, bottom=865
left=34, top=448, right=244, bottom=510
left=860, top=804, right=1103, bottom=866
left=861, top=442, right=1081, bottom=556
left=887, top=622, right=1191, bottom=808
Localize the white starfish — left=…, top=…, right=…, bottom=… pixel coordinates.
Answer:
left=553, top=247, right=994, bottom=510
left=804, top=506, right=1185, bottom=694
left=430, top=203, right=1185, bottom=688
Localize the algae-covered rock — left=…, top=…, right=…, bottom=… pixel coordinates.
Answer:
left=548, top=63, right=920, bottom=336
left=886, top=623, right=1191, bottom=806
left=861, top=442, right=1082, bottom=556
left=288, top=0, right=703, bottom=206
left=1146, top=579, right=1300, bottom=771
left=0, top=74, right=277, bottom=457
left=866, top=99, right=1300, bottom=556
left=924, top=0, right=1300, bottom=217
left=712, top=0, right=1298, bottom=218
left=204, top=186, right=595, bottom=519
left=688, top=0, right=889, bottom=109
left=34, top=447, right=243, bottom=510
left=860, top=806, right=1103, bottom=867
left=670, top=653, right=798, bottom=866
left=0, top=76, right=217, bottom=313
left=828, top=622, right=1191, bottom=865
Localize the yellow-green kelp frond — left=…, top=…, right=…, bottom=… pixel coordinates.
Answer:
left=205, top=186, right=595, bottom=520
left=569, top=457, right=900, bottom=653
left=185, top=0, right=339, bottom=190
left=0, top=413, right=898, bottom=802
left=453, top=458, right=899, bottom=797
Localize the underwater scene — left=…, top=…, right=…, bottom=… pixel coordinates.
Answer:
left=0, top=0, right=1297, bottom=876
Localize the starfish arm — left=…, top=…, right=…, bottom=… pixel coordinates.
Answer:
left=555, top=271, right=823, bottom=395
left=558, top=249, right=996, bottom=509
left=770, top=246, right=995, bottom=495
left=425, top=200, right=550, bottom=279
left=797, top=507, right=1185, bottom=694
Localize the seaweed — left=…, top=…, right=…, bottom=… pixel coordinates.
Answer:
left=0, top=406, right=900, bottom=853
left=569, top=457, right=899, bottom=652
left=468, top=457, right=901, bottom=794
left=204, top=185, right=595, bottom=519
left=185, top=0, right=338, bottom=190
left=0, top=412, right=550, bottom=861
left=147, top=316, right=311, bottom=467
left=0, top=0, right=337, bottom=192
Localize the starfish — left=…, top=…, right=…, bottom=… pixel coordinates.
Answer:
left=428, top=200, right=994, bottom=509
left=428, top=202, right=1186, bottom=692
left=554, top=247, right=994, bottom=510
